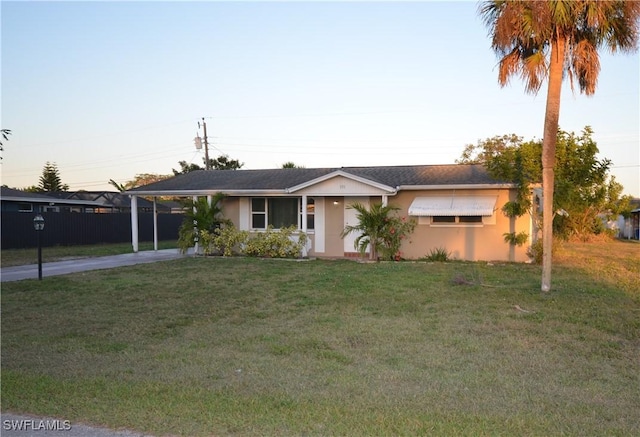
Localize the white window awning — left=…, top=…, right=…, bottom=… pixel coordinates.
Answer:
left=408, top=196, right=497, bottom=216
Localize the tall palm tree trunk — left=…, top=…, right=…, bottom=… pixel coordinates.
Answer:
left=541, top=36, right=567, bottom=292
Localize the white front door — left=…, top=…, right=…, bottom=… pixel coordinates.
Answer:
left=343, top=197, right=369, bottom=254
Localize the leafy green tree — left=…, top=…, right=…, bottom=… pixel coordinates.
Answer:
left=173, top=155, right=244, bottom=175
left=122, top=173, right=171, bottom=190
left=479, top=0, right=640, bottom=292
left=173, top=160, right=203, bottom=175
left=459, top=127, right=627, bottom=241
left=282, top=162, right=304, bottom=169
left=38, top=162, right=69, bottom=192
left=212, top=155, right=243, bottom=170
left=458, top=134, right=541, bottom=217
left=177, top=193, right=230, bottom=253
left=341, top=202, right=416, bottom=261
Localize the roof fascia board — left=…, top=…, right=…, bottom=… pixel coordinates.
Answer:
left=396, top=183, right=517, bottom=191
left=1, top=196, right=103, bottom=206
left=126, top=189, right=288, bottom=197
left=287, top=170, right=395, bottom=193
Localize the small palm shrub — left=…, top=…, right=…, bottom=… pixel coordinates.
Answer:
left=177, top=194, right=230, bottom=253
left=341, top=202, right=416, bottom=261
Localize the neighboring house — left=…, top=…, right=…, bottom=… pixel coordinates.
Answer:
left=611, top=198, right=640, bottom=240
left=42, top=191, right=175, bottom=213
left=617, top=203, right=640, bottom=240
left=0, top=187, right=103, bottom=212
left=632, top=208, right=640, bottom=240
left=126, top=164, right=534, bottom=262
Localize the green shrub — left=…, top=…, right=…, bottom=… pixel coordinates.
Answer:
left=243, top=226, right=308, bottom=259
left=212, top=226, right=249, bottom=257
left=198, top=230, right=217, bottom=256
left=423, top=247, right=451, bottom=262
left=526, top=238, right=562, bottom=264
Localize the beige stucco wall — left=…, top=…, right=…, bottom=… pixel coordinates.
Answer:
left=218, top=190, right=531, bottom=262
left=221, top=198, right=240, bottom=227
left=388, top=189, right=530, bottom=262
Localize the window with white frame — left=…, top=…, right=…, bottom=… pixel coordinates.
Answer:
left=250, top=197, right=315, bottom=230
left=305, top=198, right=315, bottom=230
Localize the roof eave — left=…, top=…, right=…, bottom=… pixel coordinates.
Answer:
left=126, top=189, right=289, bottom=197
left=1, top=196, right=104, bottom=206
left=397, top=183, right=517, bottom=191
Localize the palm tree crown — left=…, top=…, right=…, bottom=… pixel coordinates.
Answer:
left=480, top=0, right=640, bottom=95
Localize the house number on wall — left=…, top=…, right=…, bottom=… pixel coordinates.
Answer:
left=340, top=185, right=346, bottom=189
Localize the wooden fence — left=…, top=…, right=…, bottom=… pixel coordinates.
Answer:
left=1, top=212, right=184, bottom=249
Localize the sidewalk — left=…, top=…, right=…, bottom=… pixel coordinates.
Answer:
left=1, top=249, right=188, bottom=282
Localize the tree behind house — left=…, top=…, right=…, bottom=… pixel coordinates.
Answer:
left=39, top=162, right=69, bottom=192
left=173, top=155, right=244, bottom=175
left=458, top=127, right=632, bottom=242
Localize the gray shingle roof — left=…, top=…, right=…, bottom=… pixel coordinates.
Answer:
left=128, top=164, right=510, bottom=194
left=1, top=187, right=62, bottom=201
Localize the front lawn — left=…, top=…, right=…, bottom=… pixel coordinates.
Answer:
left=1, top=241, right=638, bottom=436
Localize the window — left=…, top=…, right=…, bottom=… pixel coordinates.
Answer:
left=250, top=197, right=315, bottom=230
left=18, top=203, right=33, bottom=212
left=432, top=216, right=455, bottom=223
left=305, top=198, right=315, bottom=230
left=269, top=198, right=298, bottom=228
left=251, top=198, right=266, bottom=228
left=458, top=216, right=483, bottom=223
left=431, top=215, right=483, bottom=225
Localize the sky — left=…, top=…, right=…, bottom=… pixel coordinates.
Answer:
left=2, top=0, right=639, bottom=196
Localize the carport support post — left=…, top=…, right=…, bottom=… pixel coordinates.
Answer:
left=301, top=195, right=307, bottom=231
left=193, top=195, right=199, bottom=254
left=131, top=195, right=139, bottom=253
left=153, top=197, right=158, bottom=251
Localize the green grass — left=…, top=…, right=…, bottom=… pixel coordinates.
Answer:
left=0, top=240, right=177, bottom=267
left=1, top=241, right=639, bottom=436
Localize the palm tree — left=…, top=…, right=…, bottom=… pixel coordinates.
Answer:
left=108, top=179, right=126, bottom=192
left=479, top=1, right=640, bottom=292
left=177, top=193, right=230, bottom=253
left=341, top=202, right=400, bottom=261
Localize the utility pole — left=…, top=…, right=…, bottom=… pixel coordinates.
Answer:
left=201, top=117, right=210, bottom=170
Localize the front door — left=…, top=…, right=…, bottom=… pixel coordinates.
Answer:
left=343, top=197, right=369, bottom=254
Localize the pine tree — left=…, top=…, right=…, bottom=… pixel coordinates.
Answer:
left=39, top=162, right=69, bottom=192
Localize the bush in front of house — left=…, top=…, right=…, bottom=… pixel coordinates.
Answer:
left=421, top=247, right=452, bottom=262
left=243, top=225, right=308, bottom=258
left=199, top=225, right=308, bottom=259
left=212, top=226, right=250, bottom=257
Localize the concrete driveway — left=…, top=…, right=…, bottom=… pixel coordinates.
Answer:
left=1, top=249, right=187, bottom=282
